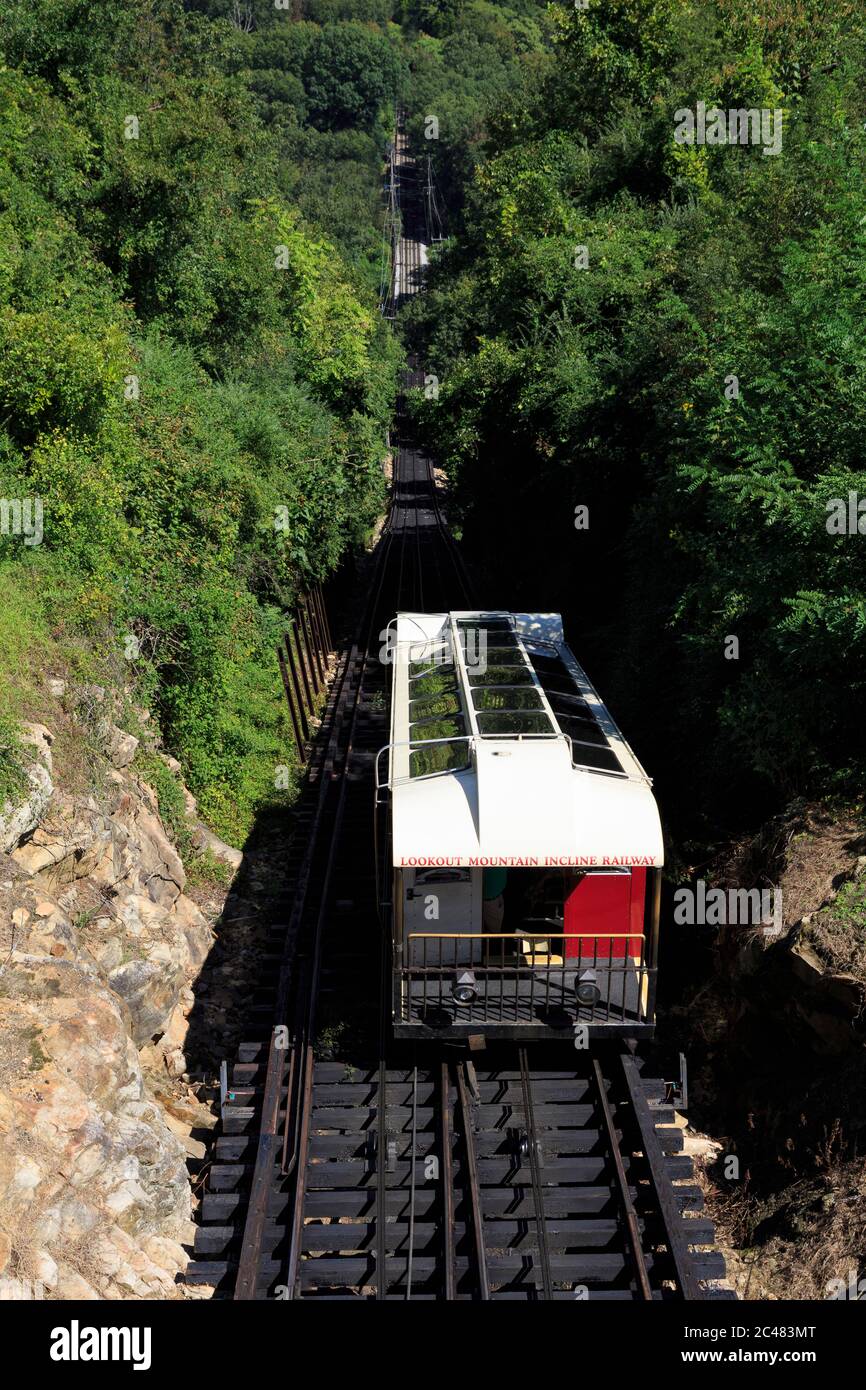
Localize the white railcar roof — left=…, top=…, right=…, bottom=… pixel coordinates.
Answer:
left=385, top=612, right=664, bottom=870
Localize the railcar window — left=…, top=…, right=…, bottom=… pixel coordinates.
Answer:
left=554, top=713, right=609, bottom=747
left=410, top=669, right=459, bottom=698
left=527, top=653, right=570, bottom=674
left=470, top=645, right=527, bottom=663
left=478, top=635, right=519, bottom=647
left=405, top=641, right=450, bottom=671
left=471, top=686, right=544, bottom=711
left=415, top=868, right=470, bottom=884
left=409, top=740, right=470, bottom=777
left=409, top=691, right=462, bottom=721
left=408, top=715, right=466, bottom=741
left=567, top=741, right=624, bottom=774
left=543, top=692, right=594, bottom=719
left=460, top=634, right=521, bottom=651
left=522, top=646, right=628, bottom=772
left=538, top=674, right=586, bottom=699
left=543, top=689, right=591, bottom=713
left=409, top=660, right=456, bottom=680
left=456, top=619, right=514, bottom=632
left=476, top=711, right=554, bottom=735
left=467, top=664, right=534, bottom=686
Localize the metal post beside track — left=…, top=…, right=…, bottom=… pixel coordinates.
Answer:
left=277, top=646, right=306, bottom=765
left=285, top=632, right=310, bottom=742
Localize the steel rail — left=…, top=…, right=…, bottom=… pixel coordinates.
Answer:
left=518, top=1047, right=554, bottom=1300
left=405, top=1060, right=419, bottom=1300
left=591, top=1054, right=653, bottom=1301
left=375, top=931, right=391, bottom=1300
left=439, top=1062, right=457, bottom=1300
left=455, top=1062, right=490, bottom=1300
left=282, top=544, right=400, bottom=1298
left=233, top=629, right=363, bottom=1299
left=620, top=1052, right=702, bottom=1300
left=412, top=450, right=425, bottom=613
left=282, top=411, right=441, bottom=1299
left=237, top=478, right=400, bottom=1297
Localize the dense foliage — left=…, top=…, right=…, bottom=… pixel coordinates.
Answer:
left=0, top=0, right=403, bottom=842
left=2, top=0, right=864, bottom=844
left=405, top=0, right=866, bottom=829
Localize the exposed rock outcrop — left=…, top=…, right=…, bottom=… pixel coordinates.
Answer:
left=0, top=706, right=223, bottom=1300
left=675, top=801, right=866, bottom=1301
left=701, top=802, right=866, bottom=1054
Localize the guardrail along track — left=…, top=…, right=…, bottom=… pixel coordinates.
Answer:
left=186, top=116, right=731, bottom=1302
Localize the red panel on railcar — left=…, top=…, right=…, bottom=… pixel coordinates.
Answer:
left=563, top=869, right=646, bottom=960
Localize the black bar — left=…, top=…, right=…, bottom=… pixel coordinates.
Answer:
left=277, top=646, right=306, bottom=765
left=304, top=593, right=326, bottom=687
left=290, top=620, right=315, bottom=712
left=285, top=632, right=310, bottom=742
left=440, top=1063, right=457, bottom=1300
left=593, top=1055, right=653, bottom=1300
left=518, top=1047, right=554, bottom=1300
left=456, top=1062, right=489, bottom=1300
left=299, top=602, right=322, bottom=694
left=315, top=582, right=333, bottom=658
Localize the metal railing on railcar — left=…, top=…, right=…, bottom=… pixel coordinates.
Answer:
left=393, top=928, right=657, bottom=1041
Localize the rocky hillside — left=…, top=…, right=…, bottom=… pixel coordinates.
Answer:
left=669, top=802, right=866, bottom=1301
left=0, top=683, right=237, bottom=1300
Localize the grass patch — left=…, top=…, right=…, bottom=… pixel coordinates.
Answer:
left=0, top=568, right=48, bottom=805
left=809, top=877, right=866, bottom=979
left=0, top=714, right=27, bottom=806
left=133, top=750, right=195, bottom=861
left=185, top=847, right=235, bottom=890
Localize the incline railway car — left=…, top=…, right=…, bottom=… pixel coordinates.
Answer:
left=376, top=611, right=664, bottom=1040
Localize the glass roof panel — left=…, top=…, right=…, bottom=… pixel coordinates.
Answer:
left=567, top=741, right=623, bottom=774
left=410, top=741, right=470, bottom=778
left=410, top=669, right=460, bottom=698
left=539, top=674, right=585, bottom=699
left=409, top=692, right=462, bottom=722
left=456, top=618, right=514, bottom=631
left=467, top=664, right=533, bottom=687
left=555, top=714, right=608, bottom=747
left=545, top=689, right=592, bottom=714
left=528, top=653, right=570, bottom=673
left=409, top=660, right=455, bottom=680
left=476, top=710, right=554, bottom=736
left=469, top=644, right=527, bottom=663
left=471, top=686, right=544, bottom=712
left=408, top=716, right=466, bottom=742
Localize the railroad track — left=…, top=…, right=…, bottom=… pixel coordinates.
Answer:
left=192, top=1043, right=729, bottom=1299
left=257, top=1048, right=730, bottom=1300
left=186, top=115, right=733, bottom=1302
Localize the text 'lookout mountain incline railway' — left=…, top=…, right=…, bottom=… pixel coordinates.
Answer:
left=185, top=116, right=734, bottom=1301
